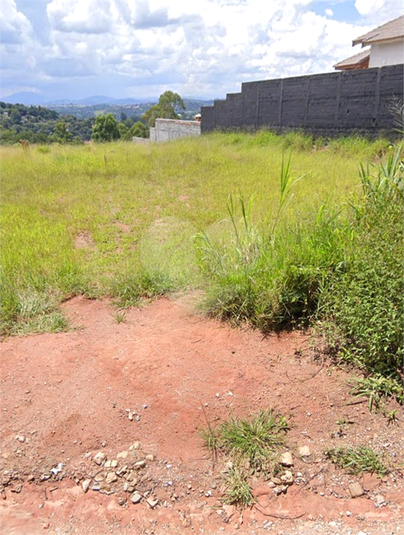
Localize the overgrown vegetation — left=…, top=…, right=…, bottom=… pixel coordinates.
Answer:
left=325, top=446, right=389, bottom=476
left=1, top=131, right=402, bottom=406
left=201, top=409, right=288, bottom=506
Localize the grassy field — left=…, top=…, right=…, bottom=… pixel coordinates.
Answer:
left=1, top=132, right=402, bottom=403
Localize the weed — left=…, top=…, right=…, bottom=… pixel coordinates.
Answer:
left=349, top=375, right=404, bottom=412
left=222, top=467, right=254, bottom=507
left=218, top=409, right=288, bottom=472
left=383, top=409, right=399, bottom=425
left=111, top=270, right=174, bottom=308
left=113, top=310, right=127, bottom=324
left=325, top=446, right=389, bottom=476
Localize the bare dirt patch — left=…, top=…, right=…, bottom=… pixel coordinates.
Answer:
left=1, top=297, right=403, bottom=535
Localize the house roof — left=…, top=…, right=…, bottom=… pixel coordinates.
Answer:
left=353, top=15, right=404, bottom=47
left=334, top=49, right=370, bottom=70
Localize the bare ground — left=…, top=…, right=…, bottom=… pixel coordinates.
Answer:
left=0, top=296, right=403, bottom=535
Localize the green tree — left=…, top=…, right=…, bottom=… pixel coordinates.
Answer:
left=129, top=121, right=149, bottom=139
left=54, top=120, right=73, bottom=143
left=92, top=113, right=121, bottom=142
left=142, top=91, right=185, bottom=127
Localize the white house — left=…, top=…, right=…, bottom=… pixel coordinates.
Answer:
left=335, top=15, right=404, bottom=70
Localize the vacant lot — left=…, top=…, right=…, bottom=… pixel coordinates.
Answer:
left=1, top=133, right=402, bottom=533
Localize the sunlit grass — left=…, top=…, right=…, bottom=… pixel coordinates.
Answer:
left=0, top=132, right=393, bottom=334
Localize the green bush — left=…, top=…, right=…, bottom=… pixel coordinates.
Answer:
left=321, top=144, right=403, bottom=378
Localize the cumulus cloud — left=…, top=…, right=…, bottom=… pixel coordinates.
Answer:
left=0, top=0, right=34, bottom=44
left=1, top=0, right=403, bottom=100
left=47, top=0, right=113, bottom=34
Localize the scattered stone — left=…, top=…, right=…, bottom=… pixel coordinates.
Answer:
left=346, top=510, right=352, bottom=517
left=50, top=463, right=63, bottom=475
left=375, top=494, right=385, bottom=507
left=271, top=477, right=282, bottom=485
left=349, top=482, right=364, bottom=498
left=146, top=497, right=159, bottom=508
left=145, top=454, right=154, bottom=462
left=280, top=470, right=294, bottom=485
left=116, top=466, right=127, bottom=477
left=111, top=460, right=118, bottom=468
left=128, top=412, right=133, bottom=421
left=91, top=484, right=101, bottom=492
left=93, top=452, right=106, bottom=466
left=298, top=446, right=311, bottom=457
left=11, top=485, right=22, bottom=493
left=105, top=472, right=118, bottom=485
left=43, top=522, right=50, bottom=529
left=280, top=452, right=293, bottom=467
left=15, top=435, right=25, bottom=443
left=94, top=473, right=105, bottom=483
left=274, top=485, right=288, bottom=495
left=131, top=492, right=142, bottom=504
left=133, top=441, right=141, bottom=450
left=82, top=479, right=91, bottom=493
left=134, top=460, right=146, bottom=469
left=104, top=460, right=111, bottom=469
left=27, top=475, right=35, bottom=482
left=117, top=451, right=128, bottom=460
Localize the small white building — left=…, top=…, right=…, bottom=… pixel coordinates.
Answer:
left=334, top=15, right=404, bottom=70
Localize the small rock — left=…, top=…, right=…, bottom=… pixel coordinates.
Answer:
left=145, top=454, right=154, bottom=462
left=128, top=412, right=133, bottom=421
left=117, top=451, right=128, bottom=460
left=349, top=482, right=364, bottom=498
left=94, top=473, right=105, bottom=482
left=298, top=446, right=311, bottom=457
left=27, top=475, right=35, bottom=482
left=134, top=460, right=146, bottom=469
left=111, top=460, right=118, bottom=468
left=105, top=472, right=118, bottom=485
left=82, top=479, right=91, bottom=493
left=375, top=494, right=385, bottom=506
left=133, top=441, right=141, bottom=450
left=93, top=452, right=106, bottom=466
left=104, top=460, right=111, bottom=468
left=15, top=435, right=26, bottom=443
left=271, top=477, right=282, bottom=485
left=280, top=452, right=293, bottom=467
left=346, top=510, right=352, bottom=517
left=43, top=522, right=50, bottom=529
left=146, top=497, right=159, bottom=508
left=280, top=470, right=294, bottom=485
left=131, top=492, right=142, bottom=504
left=223, top=504, right=235, bottom=516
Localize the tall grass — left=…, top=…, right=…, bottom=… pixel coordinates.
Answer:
left=1, top=129, right=401, bottom=396
left=195, top=141, right=403, bottom=395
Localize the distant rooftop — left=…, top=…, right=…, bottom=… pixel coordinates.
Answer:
left=353, top=15, right=404, bottom=47
left=334, top=49, right=370, bottom=70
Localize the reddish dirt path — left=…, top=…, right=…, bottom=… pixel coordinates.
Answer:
left=1, top=297, right=403, bottom=534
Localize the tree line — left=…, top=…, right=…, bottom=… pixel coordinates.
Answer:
left=0, top=91, right=187, bottom=144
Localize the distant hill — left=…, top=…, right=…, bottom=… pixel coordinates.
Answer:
left=2, top=92, right=48, bottom=106
left=47, top=99, right=214, bottom=120
left=2, top=92, right=214, bottom=112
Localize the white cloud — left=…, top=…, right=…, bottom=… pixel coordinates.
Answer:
left=47, top=0, right=114, bottom=34
left=0, top=0, right=34, bottom=44
left=355, top=0, right=385, bottom=16
left=1, top=0, right=403, bottom=100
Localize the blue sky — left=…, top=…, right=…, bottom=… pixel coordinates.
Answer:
left=1, top=0, right=402, bottom=102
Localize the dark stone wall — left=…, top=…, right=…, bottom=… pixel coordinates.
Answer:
left=201, top=64, right=404, bottom=137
